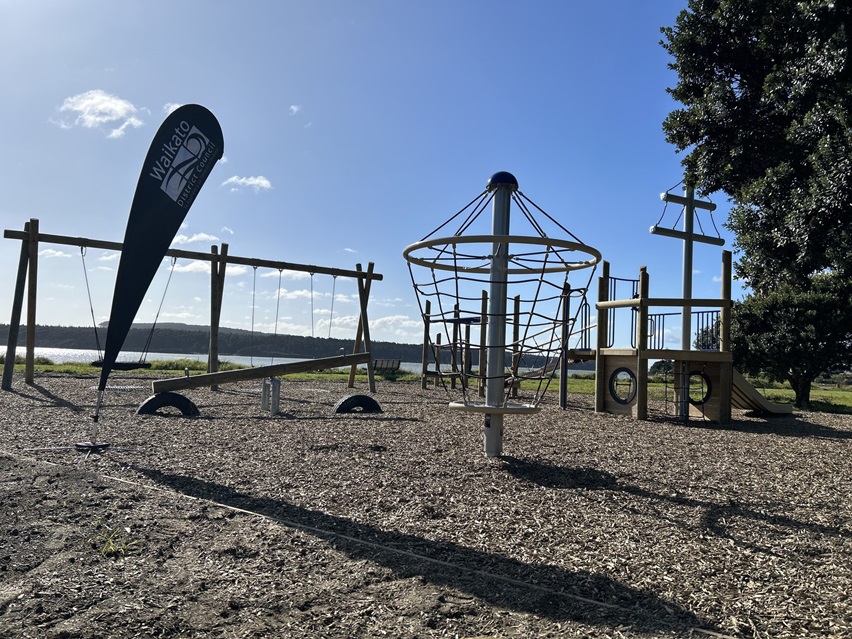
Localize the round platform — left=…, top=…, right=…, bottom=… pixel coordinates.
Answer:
left=448, top=400, right=541, bottom=415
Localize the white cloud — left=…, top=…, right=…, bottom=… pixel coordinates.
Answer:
left=289, top=105, right=302, bottom=115
left=56, top=90, right=143, bottom=137
left=39, top=249, right=72, bottom=258
left=221, top=226, right=234, bottom=235
left=343, top=247, right=357, bottom=254
left=172, top=232, right=219, bottom=245
left=97, top=253, right=118, bottom=262
left=172, top=260, right=212, bottom=274
left=259, top=269, right=311, bottom=281
left=107, top=117, right=143, bottom=138
left=282, top=269, right=312, bottom=280
left=163, top=102, right=183, bottom=115
left=221, top=175, right=272, bottom=193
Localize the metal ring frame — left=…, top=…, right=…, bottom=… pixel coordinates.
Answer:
left=403, top=235, right=602, bottom=275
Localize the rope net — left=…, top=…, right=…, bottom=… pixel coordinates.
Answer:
left=404, top=187, right=600, bottom=409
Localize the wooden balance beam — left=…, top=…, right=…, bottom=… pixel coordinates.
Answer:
left=151, top=352, right=372, bottom=394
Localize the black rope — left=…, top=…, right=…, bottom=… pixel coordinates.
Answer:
left=418, top=190, right=491, bottom=241
left=515, top=191, right=585, bottom=244
left=655, top=198, right=670, bottom=227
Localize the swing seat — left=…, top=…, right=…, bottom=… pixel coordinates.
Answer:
left=91, top=360, right=152, bottom=370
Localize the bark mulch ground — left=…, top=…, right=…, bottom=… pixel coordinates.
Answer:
left=1, top=372, right=850, bottom=638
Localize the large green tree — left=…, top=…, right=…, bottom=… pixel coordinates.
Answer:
left=731, top=273, right=852, bottom=407
left=662, top=0, right=852, bottom=402
left=661, top=0, right=852, bottom=289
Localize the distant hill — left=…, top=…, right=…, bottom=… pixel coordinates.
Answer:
left=0, top=322, right=594, bottom=370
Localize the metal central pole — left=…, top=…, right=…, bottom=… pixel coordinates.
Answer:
left=483, top=172, right=516, bottom=457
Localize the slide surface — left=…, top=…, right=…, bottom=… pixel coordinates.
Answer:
left=732, top=368, right=794, bottom=414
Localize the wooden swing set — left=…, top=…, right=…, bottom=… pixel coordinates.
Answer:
left=2, top=218, right=383, bottom=397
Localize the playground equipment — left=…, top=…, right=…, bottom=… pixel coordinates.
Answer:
left=595, top=186, right=791, bottom=422
left=2, top=220, right=384, bottom=418
left=404, top=171, right=601, bottom=457
left=595, top=253, right=735, bottom=421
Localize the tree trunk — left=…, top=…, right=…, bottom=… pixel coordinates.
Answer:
left=790, top=375, right=813, bottom=409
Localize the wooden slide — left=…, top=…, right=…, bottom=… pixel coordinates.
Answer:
left=731, top=368, right=793, bottom=415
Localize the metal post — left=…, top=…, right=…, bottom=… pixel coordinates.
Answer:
left=483, top=172, right=516, bottom=457
left=681, top=185, right=695, bottom=351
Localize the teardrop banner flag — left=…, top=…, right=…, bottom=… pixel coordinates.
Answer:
left=97, top=105, right=224, bottom=394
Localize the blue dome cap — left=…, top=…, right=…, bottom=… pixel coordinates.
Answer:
left=486, top=171, right=519, bottom=191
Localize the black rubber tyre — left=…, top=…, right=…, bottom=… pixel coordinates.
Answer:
left=136, top=392, right=201, bottom=416
left=333, top=394, right=383, bottom=414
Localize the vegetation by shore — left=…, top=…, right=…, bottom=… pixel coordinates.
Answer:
left=3, top=356, right=850, bottom=414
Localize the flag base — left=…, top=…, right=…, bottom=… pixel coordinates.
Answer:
left=75, top=441, right=111, bottom=454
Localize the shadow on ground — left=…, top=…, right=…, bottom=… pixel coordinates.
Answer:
left=131, top=465, right=718, bottom=636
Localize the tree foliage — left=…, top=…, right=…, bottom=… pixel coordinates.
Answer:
left=661, top=0, right=852, bottom=288
left=731, top=273, right=852, bottom=407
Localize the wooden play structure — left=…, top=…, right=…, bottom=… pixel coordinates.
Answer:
left=595, top=253, right=735, bottom=421
left=594, top=187, right=791, bottom=422
left=2, top=219, right=384, bottom=413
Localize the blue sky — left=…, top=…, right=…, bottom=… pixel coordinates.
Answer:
left=0, top=0, right=740, bottom=347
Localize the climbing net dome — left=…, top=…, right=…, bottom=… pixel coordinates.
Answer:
left=403, top=172, right=601, bottom=412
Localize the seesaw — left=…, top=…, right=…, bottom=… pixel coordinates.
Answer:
left=137, top=352, right=375, bottom=416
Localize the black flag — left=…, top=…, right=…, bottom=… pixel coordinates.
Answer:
left=98, top=105, right=224, bottom=392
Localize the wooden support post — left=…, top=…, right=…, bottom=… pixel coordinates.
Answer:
left=208, top=243, right=228, bottom=381
left=464, top=324, right=472, bottom=379
left=594, top=261, right=610, bottom=412
left=560, top=281, right=570, bottom=410
left=450, top=304, right=459, bottom=389
left=348, top=262, right=375, bottom=388
left=511, top=295, right=520, bottom=398
left=2, top=221, right=32, bottom=390
left=209, top=244, right=219, bottom=375
left=421, top=299, right=431, bottom=390
left=354, top=263, right=376, bottom=393
left=25, top=219, right=39, bottom=384
left=719, top=250, right=733, bottom=424
left=636, top=266, right=649, bottom=420
left=479, top=290, right=487, bottom=398
left=209, top=243, right=228, bottom=390
left=435, top=333, right=442, bottom=379
left=719, top=250, right=732, bottom=352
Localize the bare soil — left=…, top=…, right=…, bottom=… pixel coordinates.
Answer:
left=1, top=372, right=850, bottom=638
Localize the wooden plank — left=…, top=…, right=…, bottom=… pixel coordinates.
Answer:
left=152, top=352, right=371, bottom=393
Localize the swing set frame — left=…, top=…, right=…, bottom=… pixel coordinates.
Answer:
left=2, top=218, right=384, bottom=393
